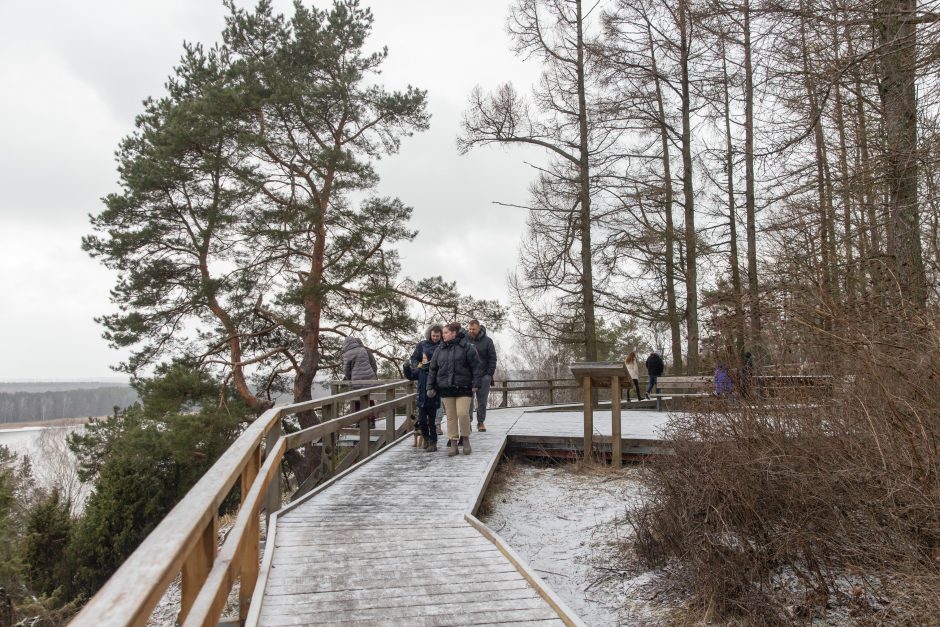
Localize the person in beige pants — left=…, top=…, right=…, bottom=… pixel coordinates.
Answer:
left=426, top=322, right=483, bottom=456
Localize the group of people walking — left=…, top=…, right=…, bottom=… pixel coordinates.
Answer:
left=623, top=349, right=666, bottom=400
left=410, top=320, right=497, bottom=456
left=342, top=319, right=497, bottom=458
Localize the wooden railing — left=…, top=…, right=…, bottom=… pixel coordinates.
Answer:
left=70, top=380, right=416, bottom=627
left=491, top=378, right=579, bottom=407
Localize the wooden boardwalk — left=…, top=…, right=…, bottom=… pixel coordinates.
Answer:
left=250, top=406, right=670, bottom=626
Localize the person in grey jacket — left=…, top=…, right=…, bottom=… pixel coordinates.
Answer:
left=343, top=336, right=378, bottom=423
left=466, top=319, right=497, bottom=432
left=427, top=323, right=483, bottom=456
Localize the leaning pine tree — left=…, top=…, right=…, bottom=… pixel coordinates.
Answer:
left=85, top=0, right=503, bottom=464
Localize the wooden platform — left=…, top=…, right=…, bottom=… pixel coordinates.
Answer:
left=507, top=409, right=671, bottom=456
left=250, top=405, right=670, bottom=626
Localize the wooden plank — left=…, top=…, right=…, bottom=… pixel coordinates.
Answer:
left=262, top=417, right=281, bottom=528
left=262, top=608, right=563, bottom=627
left=259, top=596, right=555, bottom=624
left=260, top=583, right=539, bottom=611
left=263, top=565, right=522, bottom=593
left=582, top=375, right=592, bottom=460
left=239, top=447, right=261, bottom=622
left=265, top=570, right=531, bottom=605
left=385, top=387, right=397, bottom=444
left=179, top=514, right=217, bottom=624
left=244, top=510, right=278, bottom=627
left=610, top=376, right=622, bottom=467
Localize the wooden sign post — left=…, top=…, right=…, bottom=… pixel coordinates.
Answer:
left=569, top=362, right=629, bottom=466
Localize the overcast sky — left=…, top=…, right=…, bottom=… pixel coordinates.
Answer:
left=0, top=0, right=546, bottom=380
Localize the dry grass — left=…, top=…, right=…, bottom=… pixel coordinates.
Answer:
left=624, top=304, right=940, bottom=625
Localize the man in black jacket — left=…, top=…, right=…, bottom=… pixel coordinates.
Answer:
left=466, top=319, right=497, bottom=432
left=645, top=349, right=665, bottom=399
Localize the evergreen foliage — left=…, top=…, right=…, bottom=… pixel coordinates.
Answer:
left=65, top=363, right=245, bottom=598
left=21, top=490, right=72, bottom=600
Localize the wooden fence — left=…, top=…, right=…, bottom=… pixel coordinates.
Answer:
left=70, top=380, right=416, bottom=627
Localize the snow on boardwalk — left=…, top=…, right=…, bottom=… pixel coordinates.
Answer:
left=251, top=407, right=572, bottom=626
left=509, top=409, right=669, bottom=440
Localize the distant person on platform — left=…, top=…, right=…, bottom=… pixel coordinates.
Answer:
left=623, top=351, right=643, bottom=401
left=740, top=351, right=755, bottom=398
left=714, top=360, right=734, bottom=398
left=427, top=322, right=483, bottom=456
left=409, top=325, right=443, bottom=452
left=343, top=336, right=377, bottom=424
left=466, top=319, right=497, bottom=432
left=645, top=349, right=665, bottom=399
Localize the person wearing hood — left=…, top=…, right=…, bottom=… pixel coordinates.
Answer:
left=343, top=336, right=378, bottom=423
left=714, top=360, right=734, bottom=397
left=409, top=325, right=443, bottom=451
left=427, top=322, right=483, bottom=456
left=645, top=349, right=665, bottom=399
left=466, top=319, right=497, bottom=432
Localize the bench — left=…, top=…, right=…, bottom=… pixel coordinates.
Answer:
left=653, top=376, right=713, bottom=411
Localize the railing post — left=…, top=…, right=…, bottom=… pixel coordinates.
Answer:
left=502, top=382, right=508, bottom=408
left=179, top=514, right=217, bottom=624
left=239, top=445, right=261, bottom=622
left=385, top=387, right=397, bottom=446
left=406, top=396, right=415, bottom=436
left=548, top=379, right=555, bottom=405
left=582, top=375, right=593, bottom=463
left=263, top=415, right=281, bottom=528
left=359, top=393, right=370, bottom=459
left=610, top=376, right=622, bottom=468
left=321, top=402, right=336, bottom=478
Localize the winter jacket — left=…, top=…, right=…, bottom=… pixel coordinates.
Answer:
left=410, top=328, right=442, bottom=409
left=342, top=337, right=377, bottom=386
left=645, top=352, right=665, bottom=377
left=467, top=326, right=498, bottom=377
left=714, top=365, right=734, bottom=396
left=624, top=357, right=639, bottom=380
left=428, top=330, right=483, bottom=397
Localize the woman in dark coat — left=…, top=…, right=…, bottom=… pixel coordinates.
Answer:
left=427, top=322, right=483, bottom=456
left=410, top=325, right=443, bottom=451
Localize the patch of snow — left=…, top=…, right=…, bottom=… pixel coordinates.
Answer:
left=480, top=463, right=670, bottom=626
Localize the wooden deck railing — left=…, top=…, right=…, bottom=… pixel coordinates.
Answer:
left=70, top=380, right=416, bottom=627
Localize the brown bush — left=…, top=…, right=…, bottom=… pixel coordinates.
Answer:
left=625, top=305, right=940, bottom=625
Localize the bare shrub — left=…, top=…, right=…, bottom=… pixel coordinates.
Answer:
left=625, top=304, right=940, bottom=624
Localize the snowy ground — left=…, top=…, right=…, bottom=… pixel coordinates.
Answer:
left=479, top=461, right=672, bottom=627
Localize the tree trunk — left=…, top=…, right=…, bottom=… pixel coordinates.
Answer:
left=648, top=25, right=684, bottom=372
left=878, top=0, right=926, bottom=306
left=576, top=0, right=598, bottom=361
left=678, top=0, right=699, bottom=373
left=742, top=0, right=762, bottom=347
left=800, top=7, right=836, bottom=312
left=721, top=41, right=746, bottom=357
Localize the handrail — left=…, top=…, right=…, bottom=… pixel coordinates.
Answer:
left=70, top=380, right=415, bottom=627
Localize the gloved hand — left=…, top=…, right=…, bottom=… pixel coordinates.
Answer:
left=426, top=388, right=437, bottom=398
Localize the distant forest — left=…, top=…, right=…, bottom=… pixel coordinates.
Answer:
left=0, top=386, right=138, bottom=423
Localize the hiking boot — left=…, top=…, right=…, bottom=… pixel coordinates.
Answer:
left=461, top=436, right=472, bottom=455
left=422, top=439, right=431, bottom=450
left=477, top=422, right=486, bottom=432
left=436, top=424, right=444, bottom=435
left=447, top=439, right=459, bottom=456
left=427, top=442, right=437, bottom=452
